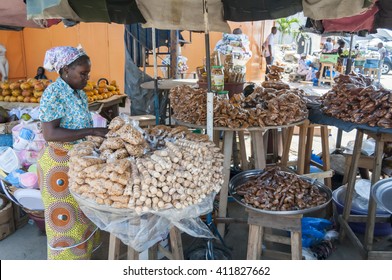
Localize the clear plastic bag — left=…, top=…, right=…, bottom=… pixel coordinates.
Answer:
left=72, top=191, right=216, bottom=252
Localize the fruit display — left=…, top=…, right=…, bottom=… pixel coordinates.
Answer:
left=69, top=118, right=223, bottom=213
left=84, top=79, right=123, bottom=103
left=0, top=78, right=50, bottom=103
left=170, top=84, right=308, bottom=128
left=0, top=78, right=123, bottom=104
left=320, top=73, right=392, bottom=128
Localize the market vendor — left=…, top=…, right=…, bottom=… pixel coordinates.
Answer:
left=38, top=46, right=108, bottom=260
left=34, top=66, right=48, bottom=80
left=297, top=53, right=314, bottom=81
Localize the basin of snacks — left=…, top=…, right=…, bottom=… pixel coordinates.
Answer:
left=229, top=167, right=332, bottom=215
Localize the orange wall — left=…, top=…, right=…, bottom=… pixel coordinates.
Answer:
left=0, top=31, right=26, bottom=80
left=0, top=23, right=125, bottom=91
left=1, top=20, right=272, bottom=90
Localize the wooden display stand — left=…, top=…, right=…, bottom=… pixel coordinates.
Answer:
left=364, top=68, right=379, bottom=79
left=173, top=119, right=304, bottom=237
left=108, top=227, right=184, bottom=260
left=339, top=129, right=392, bottom=259
left=246, top=209, right=303, bottom=260
left=280, top=119, right=333, bottom=187
left=318, top=63, right=335, bottom=86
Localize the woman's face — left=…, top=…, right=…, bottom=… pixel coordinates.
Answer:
left=64, top=59, right=91, bottom=90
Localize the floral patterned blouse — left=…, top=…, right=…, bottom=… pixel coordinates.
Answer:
left=39, top=77, right=93, bottom=129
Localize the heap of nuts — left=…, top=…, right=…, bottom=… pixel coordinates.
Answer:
left=235, top=167, right=328, bottom=211
left=68, top=117, right=224, bottom=213
left=170, top=84, right=308, bottom=128
left=321, top=73, right=392, bottom=128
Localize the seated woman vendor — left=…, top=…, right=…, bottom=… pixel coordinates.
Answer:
left=38, top=46, right=108, bottom=260
left=297, top=53, right=314, bottom=81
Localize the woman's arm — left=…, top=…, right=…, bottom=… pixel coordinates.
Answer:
left=42, top=118, right=108, bottom=142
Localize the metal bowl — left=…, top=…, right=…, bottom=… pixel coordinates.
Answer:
left=228, top=169, right=332, bottom=215
left=371, top=178, right=392, bottom=214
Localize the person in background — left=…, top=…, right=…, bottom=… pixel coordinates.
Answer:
left=34, top=66, right=48, bottom=80
left=38, top=46, right=108, bottom=260
left=378, top=42, right=387, bottom=81
left=297, top=53, right=314, bottom=81
left=263, top=26, right=277, bottom=75
left=337, top=39, right=346, bottom=56
left=322, top=38, right=333, bottom=52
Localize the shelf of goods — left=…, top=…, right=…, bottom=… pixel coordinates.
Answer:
left=68, top=115, right=224, bottom=254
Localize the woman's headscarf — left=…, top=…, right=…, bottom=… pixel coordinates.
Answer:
left=43, top=46, right=87, bottom=73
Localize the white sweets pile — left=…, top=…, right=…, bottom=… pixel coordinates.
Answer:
left=69, top=117, right=224, bottom=213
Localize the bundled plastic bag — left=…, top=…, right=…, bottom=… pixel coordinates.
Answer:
left=301, top=217, right=332, bottom=248
left=72, top=191, right=216, bottom=252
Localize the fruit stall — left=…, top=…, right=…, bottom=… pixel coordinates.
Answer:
left=0, top=78, right=127, bottom=121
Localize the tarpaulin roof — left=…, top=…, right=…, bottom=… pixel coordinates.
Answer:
left=1, top=0, right=391, bottom=32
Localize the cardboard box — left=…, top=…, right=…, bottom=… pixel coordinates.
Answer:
left=0, top=195, right=15, bottom=240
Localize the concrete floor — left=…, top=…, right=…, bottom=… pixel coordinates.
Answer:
left=0, top=200, right=376, bottom=260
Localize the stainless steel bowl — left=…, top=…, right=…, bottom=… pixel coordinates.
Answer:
left=228, top=169, right=332, bottom=215
left=371, top=178, right=392, bottom=214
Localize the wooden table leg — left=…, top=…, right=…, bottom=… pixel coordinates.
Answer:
left=108, top=234, right=121, bottom=260
left=238, top=131, right=248, bottom=170
left=247, top=224, right=264, bottom=260
left=127, top=246, right=139, bottom=260
left=304, top=126, right=314, bottom=174
left=169, top=227, right=184, bottom=260
left=280, top=127, right=294, bottom=167
left=320, top=125, right=332, bottom=187
left=291, top=231, right=302, bottom=260
left=340, top=130, right=363, bottom=242
left=364, top=136, right=384, bottom=250
left=217, top=130, right=234, bottom=237
left=297, top=120, right=309, bottom=174
left=251, top=130, right=266, bottom=169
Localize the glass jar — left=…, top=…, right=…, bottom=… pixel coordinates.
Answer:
left=211, top=65, right=224, bottom=92
left=217, top=90, right=229, bottom=100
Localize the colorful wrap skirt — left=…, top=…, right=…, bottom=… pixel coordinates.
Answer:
left=37, top=142, right=100, bottom=260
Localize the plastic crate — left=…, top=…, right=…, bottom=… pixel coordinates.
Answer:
left=354, top=59, right=365, bottom=66
left=0, top=134, right=13, bottom=147
left=320, top=54, right=338, bottom=64
left=365, top=59, right=380, bottom=68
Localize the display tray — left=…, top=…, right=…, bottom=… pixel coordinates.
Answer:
left=371, top=178, right=392, bottom=214
left=173, top=118, right=306, bottom=131
left=228, top=169, right=332, bottom=215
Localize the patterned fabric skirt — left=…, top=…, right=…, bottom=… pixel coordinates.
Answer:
left=37, top=142, right=100, bottom=260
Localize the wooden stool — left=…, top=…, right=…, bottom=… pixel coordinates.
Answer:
left=339, top=129, right=392, bottom=259
left=318, top=63, right=335, bottom=86
left=126, top=114, right=156, bottom=127
left=280, top=120, right=333, bottom=187
left=246, top=209, right=303, bottom=260
left=108, top=227, right=184, bottom=260
left=217, top=128, right=266, bottom=237
left=364, top=68, right=378, bottom=79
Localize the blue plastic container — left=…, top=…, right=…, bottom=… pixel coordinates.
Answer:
left=332, top=187, right=392, bottom=236
left=0, top=134, right=13, bottom=147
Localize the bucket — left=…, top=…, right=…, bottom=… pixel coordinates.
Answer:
left=27, top=210, right=45, bottom=232
left=0, top=147, right=20, bottom=173
left=332, top=186, right=392, bottom=236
